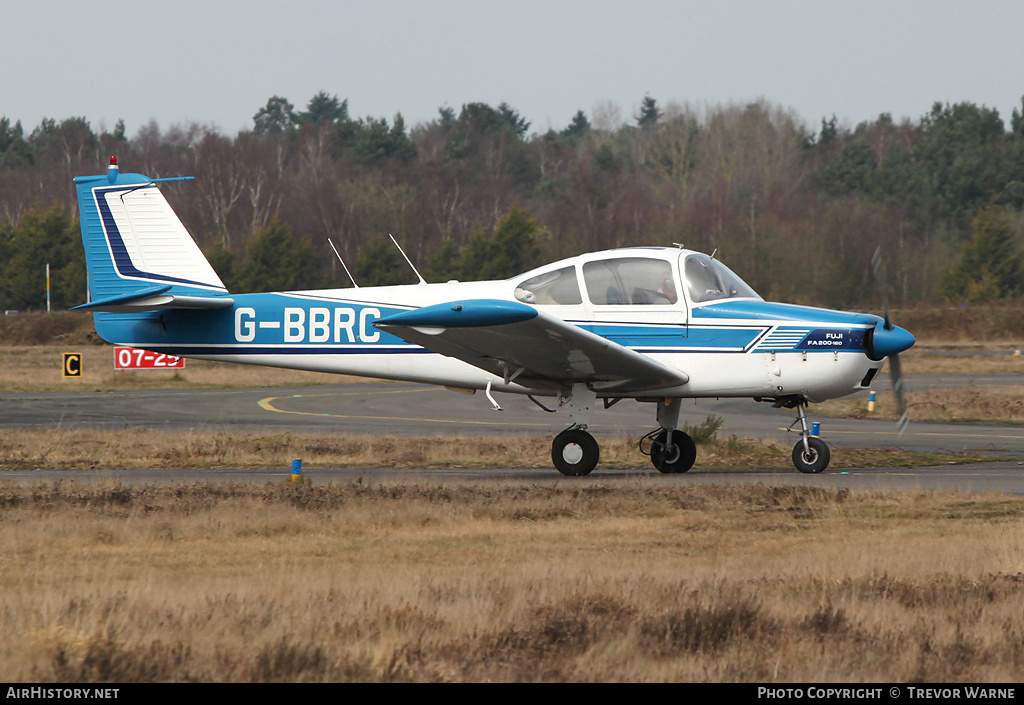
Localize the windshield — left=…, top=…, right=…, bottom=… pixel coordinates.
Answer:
left=684, top=254, right=760, bottom=303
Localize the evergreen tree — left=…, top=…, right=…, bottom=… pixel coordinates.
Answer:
left=350, top=114, right=416, bottom=163
left=0, top=117, right=32, bottom=168
left=235, top=220, right=316, bottom=292
left=0, top=207, right=84, bottom=311
left=942, top=205, right=1024, bottom=302
left=204, top=243, right=236, bottom=291
left=253, top=96, right=298, bottom=136
left=561, top=110, right=591, bottom=139
left=353, top=238, right=412, bottom=286
left=636, top=94, right=660, bottom=128
left=300, top=91, right=347, bottom=126
left=423, top=238, right=460, bottom=281
left=457, top=205, right=543, bottom=280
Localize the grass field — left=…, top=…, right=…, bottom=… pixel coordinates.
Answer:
left=2, top=481, right=1024, bottom=682
left=0, top=426, right=982, bottom=471
left=3, top=312, right=1023, bottom=682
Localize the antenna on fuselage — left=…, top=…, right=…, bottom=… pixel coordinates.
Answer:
left=388, top=233, right=427, bottom=285
left=327, top=238, right=359, bottom=288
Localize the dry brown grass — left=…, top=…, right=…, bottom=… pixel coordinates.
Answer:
left=901, top=350, right=1024, bottom=375
left=2, top=481, right=1024, bottom=682
left=822, top=385, right=1024, bottom=424
left=0, top=428, right=975, bottom=471
left=896, top=301, right=1024, bottom=343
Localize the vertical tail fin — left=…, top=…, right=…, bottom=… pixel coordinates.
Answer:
left=74, top=157, right=228, bottom=310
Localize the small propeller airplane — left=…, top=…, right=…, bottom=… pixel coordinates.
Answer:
left=71, top=157, right=915, bottom=475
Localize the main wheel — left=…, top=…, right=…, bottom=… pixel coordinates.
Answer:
left=792, top=437, right=831, bottom=474
left=551, top=428, right=600, bottom=476
left=650, top=429, right=697, bottom=474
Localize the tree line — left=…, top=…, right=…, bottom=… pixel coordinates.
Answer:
left=2, top=91, right=1023, bottom=312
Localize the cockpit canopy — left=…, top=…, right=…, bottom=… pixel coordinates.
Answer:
left=682, top=253, right=759, bottom=303
left=513, top=249, right=760, bottom=307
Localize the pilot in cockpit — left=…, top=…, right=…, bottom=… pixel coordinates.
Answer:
left=658, top=264, right=678, bottom=304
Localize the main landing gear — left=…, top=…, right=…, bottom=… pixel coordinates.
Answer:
left=640, top=397, right=696, bottom=474
left=550, top=389, right=697, bottom=476
left=551, top=384, right=600, bottom=476
left=552, top=427, right=600, bottom=476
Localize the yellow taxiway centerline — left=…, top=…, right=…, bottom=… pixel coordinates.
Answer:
left=257, top=391, right=551, bottom=428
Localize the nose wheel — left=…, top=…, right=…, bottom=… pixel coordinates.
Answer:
left=788, top=399, right=831, bottom=474
left=792, top=436, right=830, bottom=474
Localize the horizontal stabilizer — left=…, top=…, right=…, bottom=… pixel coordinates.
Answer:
left=72, top=287, right=234, bottom=312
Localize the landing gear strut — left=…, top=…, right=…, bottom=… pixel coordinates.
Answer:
left=648, top=428, right=696, bottom=473
left=551, top=384, right=599, bottom=476
left=641, top=398, right=697, bottom=473
left=790, top=400, right=830, bottom=474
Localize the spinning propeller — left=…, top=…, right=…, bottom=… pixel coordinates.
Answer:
left=870, top=247, right=915, bottom=433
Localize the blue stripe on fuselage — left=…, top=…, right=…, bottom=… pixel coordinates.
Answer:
left=93, top=293, right=414, bottom=349
left=93, top=294, right=872, bottom=355
left=579, top=322, right=769, bottom=352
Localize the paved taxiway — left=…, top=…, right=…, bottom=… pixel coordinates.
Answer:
left=2, top=374, right=1024, bottom=492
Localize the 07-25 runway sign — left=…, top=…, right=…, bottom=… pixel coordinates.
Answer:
left=114, top=347, right=185, bottom=370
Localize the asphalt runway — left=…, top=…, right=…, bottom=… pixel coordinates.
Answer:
left=2, top=374, right=1024, bottom=492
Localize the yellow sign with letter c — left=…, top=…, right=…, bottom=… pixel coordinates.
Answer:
left=62, top=352, right=82, bottom=378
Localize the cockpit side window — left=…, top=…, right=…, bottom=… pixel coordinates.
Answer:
left=684, top=254, right=760, bottom=303
left=514, top=266, right=583, bottom=305
left=582, top=258, right=679, bottom=305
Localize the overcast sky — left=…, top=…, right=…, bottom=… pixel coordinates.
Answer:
left=4, top=0, right=1023, bottom=138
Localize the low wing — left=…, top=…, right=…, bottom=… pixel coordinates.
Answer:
left=375, top=299, right=688, bottom=392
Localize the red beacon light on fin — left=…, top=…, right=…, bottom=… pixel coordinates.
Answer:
left=107, top=154, right=119, bottom=183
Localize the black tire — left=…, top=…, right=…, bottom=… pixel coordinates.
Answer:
left=551, top=428, right=600, bottom=476
left=650, top=429, right=697, bottom=474
left=792, top=437, right=831, bottom=474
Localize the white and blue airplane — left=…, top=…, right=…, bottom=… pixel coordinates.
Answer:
left=72, top=157, right=915, bottom=475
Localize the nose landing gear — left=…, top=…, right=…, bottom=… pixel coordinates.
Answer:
left=787, top=398, right=831, bottom=474
left=792, top=436, right=830, bottom=474
left=757, top=395, right=832, bottom=474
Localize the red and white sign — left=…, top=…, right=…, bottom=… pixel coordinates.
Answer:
left=113, top=347, right=185, bottom=370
